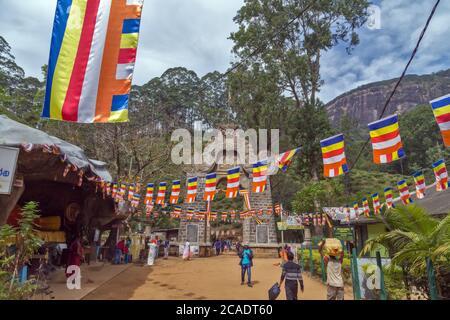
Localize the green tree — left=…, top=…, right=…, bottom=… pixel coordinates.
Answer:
left=230, top=0, right=369, bottom=180
left=0, top=202, right=43, bottom=300
left=362, top=205, right=450, bottom=299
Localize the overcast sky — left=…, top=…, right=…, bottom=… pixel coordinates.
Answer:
left=1, top=0, right=449, bottom=103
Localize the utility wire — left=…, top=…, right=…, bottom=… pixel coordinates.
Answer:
left=349, top=0, right=441, bottom=170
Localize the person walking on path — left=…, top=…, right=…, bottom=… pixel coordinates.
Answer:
left=214, top=239, right=221, bottom=256
left=163, top=239, right=170, bottom=259
left=239, top=243, right=254, bottom=287
left=182, top=241, right=191, bottom=261
left=319, top=242, right=345, bottom=300
left=279, top=251, right=304, bottom=300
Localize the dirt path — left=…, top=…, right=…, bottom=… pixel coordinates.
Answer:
left=83, top=255, right=352, bottom=300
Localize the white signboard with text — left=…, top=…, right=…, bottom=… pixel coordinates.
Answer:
left=0, top=146, right=19, bottom=195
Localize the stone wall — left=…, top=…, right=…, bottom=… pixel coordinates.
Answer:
left=243, top=180, right=278, bottom=245
left=178, top=175, right=211, bottom=245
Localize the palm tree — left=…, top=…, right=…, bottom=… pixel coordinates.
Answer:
left=361, top=205, right=450, bottom=299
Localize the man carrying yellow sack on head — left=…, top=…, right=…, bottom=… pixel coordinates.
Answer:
left=319, top=238, right=344, bottom=300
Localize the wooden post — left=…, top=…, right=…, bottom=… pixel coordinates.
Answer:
left=299, top=245, right=304, bottom=271
left=426, top=257, right=439, bottom=300
left=320, top=254, right=326, bottom=283
left=351, top=248, right=361, bottom=300
left=376, top=251, right=387, bottom=300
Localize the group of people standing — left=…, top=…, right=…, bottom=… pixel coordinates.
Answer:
left=213, top=239, right=232, bottom=256
left=234, top=241, right=345, bottom=301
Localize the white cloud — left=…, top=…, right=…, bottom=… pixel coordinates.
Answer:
left=1, top=0, right=449, bottom=104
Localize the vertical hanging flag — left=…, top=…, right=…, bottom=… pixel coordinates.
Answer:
left=169, top=180, right=181, bottom=204
left=186, top=177, right=198, bottom=203
left=221, top=213, right=228, bottom=222
left=362, top=198, right=370, bottom=217
left=173, top=206, right=182, bottom=215
left=43, top=0, right=144, bottom=123
left=276, top=148, right=300, bottom=172
left=368, top=115, right=405, bottom=164
left=145, top=183, right=154, bottom=204
left=274, top=203, right=282, bottom=216
left=372, top=193, right=381, bottom=215
left=252, top=160, right=268, bottom=193
left=226, top=167, right=240, bottom=198
left=430, top=94, right=450, bottom=147
left=112, top=183, right=118, bottom=199
left=185, top=208, right=193, bottom=220
left=432, top=159, right=448, bottom=191
left=320, top=134, right=349, bottom=177
left=266, top=206, right=273, bottom=216
left=131, top=193, right=140, bottom=208
left=145, top=203, right=153, bottom=217
left=353, top=202, right=360, bottom=217
left=128, top=184, right=135, bottom=201
left=397, top=180, right=413, bottom=205
left=384, top=187, right=394, bottom=209
left=413, top=171, right=426, bottom=199
left=156, top=182, right=167, bottom=205
left=203, top=173, right=217, bottom=201
left=240, top=189, right=252, bottom=211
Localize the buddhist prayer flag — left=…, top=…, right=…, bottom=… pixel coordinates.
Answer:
left=156, top=182, right=167, bottom=205
left=112, top=183, right=118, bottom=198
left=267, top=206, right=273, bottom=215
left=203, top=172, right=217, bottom=201
left=274, top=203, right=282, bottom=216
left=240, top=189, right=252, bottom=211
left=362, top=197, right=370, bottom=217
left=42, top=0, right=144, bottom=123
left=226, top=167, right=240, bottom=198
left=128, top=184, right=135, bottom=201
left=384, top=187, right=394, bottom=209
left=276, top=148, right=300, bottom=172
left=221, top=213, right=228, bottom=222
left=368, top=115, right=405, bottom=164
left=169, top=180, right=181, bottom=204
left=210, top=212, right=217, bottom=221
left=174, top=205, right=182, bottom=215
left=252, top=160, right=268, bottom=193
left=131, top=193, right=140, bottom=208
left=320, top=134, right=349, bottom=177
left=195, top=212, right=205, bottom=221
left=430, top=94, right=450, bottom=147
left=413, top=171, right=426, bottom=199
left=372, top=193, right=381, bottom=215
left=145, top=203, right=153, bottom=217
left=185, top=207, right=193, bottom=220
left=432, top=159, right=448, bottom=191
left=145, top=183, right=154, bottom=204
left=353, top=202, right=360, bottom=217
left=397, top=180, right=412, bottom=205
left=258, top=208, right=263, bottom=217
left=186, top=177, right=198, bottom=203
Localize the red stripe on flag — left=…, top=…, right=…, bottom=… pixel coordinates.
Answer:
left=228, top=177, right=240, bottom=184
left=436, top=113, right=450, bottom=124
left=322, top=147, right=345, bottom=158
left=118, top=48, right=137, bottom=64
left=61, top=0, right=101, bottom=121
left=370, top=129, right=400, bottom=143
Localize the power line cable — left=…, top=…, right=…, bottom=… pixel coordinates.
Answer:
left=349, top=0, right=441, bottom=170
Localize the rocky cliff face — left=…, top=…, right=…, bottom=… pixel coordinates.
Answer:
left=325, top=69, right=450, bottom=126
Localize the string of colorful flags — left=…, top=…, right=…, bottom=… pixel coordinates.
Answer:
left=95, top=92, right=449, bottom=222
left=93, top=148, right=298, bottom=220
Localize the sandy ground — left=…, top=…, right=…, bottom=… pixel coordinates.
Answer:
left=83, top=255, right=353, bottom=300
